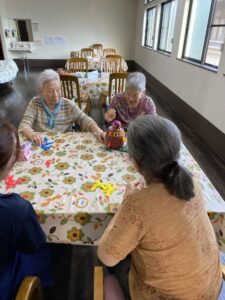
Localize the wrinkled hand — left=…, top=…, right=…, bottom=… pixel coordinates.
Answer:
left=105, top=109, right=116, bottom=122
left=30, top=134, right=43, bottom=146
left=124, top=182, right=145, bottom=199
left=95, top=130, right=106, bottom=143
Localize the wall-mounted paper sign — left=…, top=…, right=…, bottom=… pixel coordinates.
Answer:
left=44, top=36, right=66, bottom=46
left=32, top=23, right=39, bottom=32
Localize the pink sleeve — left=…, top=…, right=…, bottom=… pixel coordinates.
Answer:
left=145, top=96, right=156, bottom=115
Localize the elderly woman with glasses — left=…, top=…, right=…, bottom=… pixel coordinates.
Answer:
left=104, top=72, right=156, bottom=130
left=98, top=115, right=222, bottom=300
left=0, top=121, right=55, bottom=300
left=19, top=69, right=105, bottom=145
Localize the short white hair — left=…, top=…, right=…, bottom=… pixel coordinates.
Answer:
left=38, top=69, right=60, bottom=90
left=125, top=72, right=146, bottom=92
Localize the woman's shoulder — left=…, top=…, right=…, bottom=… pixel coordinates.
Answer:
left=0, top=193, right=31, bottom=213
left=113, top=92, right=126, bottom=103
left=30, top=95, right=41, bottom=103
left=123, top=183, right=163, bottom=208
left=28, top=96, right=43, bottom=108
left=125, top=182, right=184, bottom=208
left=60, top=97, right=77, bottom=108
left=142, top=94, right=154, bottom=104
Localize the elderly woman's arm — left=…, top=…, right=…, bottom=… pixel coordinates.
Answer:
left=71, top=103, right=105, bottom=142
left=97, top=196, right=143, bottom=267
left=19, top=98, right=43, bottom=145
left=146, top=96, right=157, bottom=115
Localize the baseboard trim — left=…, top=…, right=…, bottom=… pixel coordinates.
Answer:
left=14, top=59, right=67, bottom=70
left=14, top=59, right=135, bottom=71
left=133, top=62, right=225, bottom=164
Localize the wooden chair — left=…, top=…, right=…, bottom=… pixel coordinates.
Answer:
left=81, top=48, right=94, bottom=58
left=100, top=56, right=123, bottom=73
left=94, top=265, right=225, bottom=300
left=94, top=266, right=103, bottom=300
left=16, top=276, right=43, bottom=300
left=60, top=74, right=91, bottom=113
left=92, top=44, right=103, bottom=51
left=100, top=72, right=128, bottom=111
left=70, top=51, right=80, bottom=58
left=105, top=55, right=122, bottom=60
left=67, top=57, right=88, bottom=73
left=103, top=48, right=116, bottom=56
left=108, top=72, right=127, bottom=102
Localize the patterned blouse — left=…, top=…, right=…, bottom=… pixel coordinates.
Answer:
left=110, top=92, right=156, bottom=130
left=19, top=96, right=96, bottom=133
left=99, top=182, right=222, bottom=299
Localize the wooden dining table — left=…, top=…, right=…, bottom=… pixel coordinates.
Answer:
left=0, top=132, right=225, bottom=249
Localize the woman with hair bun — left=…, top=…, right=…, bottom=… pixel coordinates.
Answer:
left=98, top=115, right=223, bottom=299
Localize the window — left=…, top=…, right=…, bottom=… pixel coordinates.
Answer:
left=143, top=0, right=177, bottom=54
left=183, top=0, right=225, bottom=68
left=205, top=0, right=225, bottom=67
left=144, top=7, right=156, bottom=47
left=158, top=0, right=177, bottom=53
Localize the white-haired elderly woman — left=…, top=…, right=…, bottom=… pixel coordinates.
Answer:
left=19, top=69, right=105, bottom=145
left=98, top=115, right=223, bottom=300
left=104, top=72, right=156, bottom=130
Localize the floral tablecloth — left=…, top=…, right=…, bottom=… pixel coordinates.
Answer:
left=180, top=144, right=225, bottom=252
left=0, top=132, right=224, bottom=249
left=78, top=73, right=109, bottom=101
left=0, top=132, right=141, bottom=245
left=65, top=56, right=128, bottom=72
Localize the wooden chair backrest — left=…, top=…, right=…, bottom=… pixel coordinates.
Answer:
left=81, top=48, right=94, bottom=58
left=101, top=56, right=123, bottom=73
left=70, top=51, right=80, bottom=58
left=92, top=44, right=103, bottom=50
left=105, top=55, right=122, bottom=60
left=68, top=57, right=88, bottom=73
left=103, top=48, right=116, bottom=56
left=108, top=72, right=128, bottom=102
left=15, top=276, right=43, bottom=300
left=94, top=266, right=103, bottom=300
left=60, top=74, right=81, bottom=109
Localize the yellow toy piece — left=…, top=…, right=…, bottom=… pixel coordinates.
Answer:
left=90, top=181, right=117, bottom=196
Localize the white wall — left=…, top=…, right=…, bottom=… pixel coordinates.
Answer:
left=2, top=0, right=136, bottom=59
left=0, top=0, right=10, bottom=59
left=134, top=0, right=225, bottom=135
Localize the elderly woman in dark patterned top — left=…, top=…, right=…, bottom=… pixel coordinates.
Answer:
left=19, top=69, right=105, bottom=145
left=104, top=72, right=156, bottom=130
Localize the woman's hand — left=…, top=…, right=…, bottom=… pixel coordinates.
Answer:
left=95, top=130, right=106, bottom=143
left=105, top=109, right=116, bottom=123
left=124, top=182, right=145, bottom=199
left=30, top=134, right=43, bottom=146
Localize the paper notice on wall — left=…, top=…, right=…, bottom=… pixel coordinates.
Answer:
left=44, top=36, right=66, bottom=46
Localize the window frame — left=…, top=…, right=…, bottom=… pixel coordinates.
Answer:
left=145, top=0, right=154, bottom=4
left=144, top=6, right=157, bottom=48
left=182, top=0, right=216, bottom=66
left=157, top=0, right=176, bottom=54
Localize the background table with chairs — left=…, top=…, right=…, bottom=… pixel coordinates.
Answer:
left=65, top=56, right=128, bottom=72
left=0, top=132, right=225, bottom=249
left=58, top=69, right=110, bottom=104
